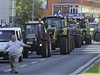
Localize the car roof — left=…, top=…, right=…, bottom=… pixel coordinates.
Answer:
left=0, top=27, right=21, bottom=31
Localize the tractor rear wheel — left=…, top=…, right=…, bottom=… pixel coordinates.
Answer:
left=74, top=35, right=81, bottom=48
left=41, top=41, right=48, bottom=58
left=58, top=37, right=69, bottom=54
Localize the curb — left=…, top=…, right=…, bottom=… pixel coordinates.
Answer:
left=70, top=54, right=100, bottom=75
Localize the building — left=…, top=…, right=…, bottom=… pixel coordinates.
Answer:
left=0, top=0, right=9, bottom=25
left=43, top=0, right=100, bottom=22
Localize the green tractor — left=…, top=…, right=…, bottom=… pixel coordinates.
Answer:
left=42, top=16, right=75, bottom=54
left=77, top=18, right=92, bottom=44
left=67, top=18, right=82, bottom=48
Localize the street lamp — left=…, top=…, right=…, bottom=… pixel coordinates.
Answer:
left=80, top=0, right=82, bottom=18
left=32, top=0, right=34, bottom=21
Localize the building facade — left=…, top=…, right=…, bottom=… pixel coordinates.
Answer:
left=43, top=0, right=100, bottom=22
left=0, top=0, right=9, bottom=25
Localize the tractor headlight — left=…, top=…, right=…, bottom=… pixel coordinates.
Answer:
left=90, top=28, right=94, bottom=31
left=39, top=44, right=42, bottom=46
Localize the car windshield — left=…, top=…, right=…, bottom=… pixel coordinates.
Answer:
left=0, top=30, right=15, bottom=42
left=25, top=24, right=38, bottom=38
left=45, top=18, right=60, bottom=27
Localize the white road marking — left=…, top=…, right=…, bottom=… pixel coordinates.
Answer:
left=20, top=64, right=27, bottom=68
left=55, top=55, right=60, bottom=57
left=4, top=69, right=11, bottom=72
left=31, top=61, right=38, bottom=64
left=40, top=59, right=46, bottom=61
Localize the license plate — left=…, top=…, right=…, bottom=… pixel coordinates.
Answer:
left=27, top=42, right=33, bottom=44
left=0, top=57, right=3, bottom=59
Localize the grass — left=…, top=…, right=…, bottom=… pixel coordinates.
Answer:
left=82, top=61, right=100, bottom=75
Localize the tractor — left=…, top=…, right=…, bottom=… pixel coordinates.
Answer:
left=42, top=16, right=75, bottom=54
left=23, top=21, right=51, bottom=58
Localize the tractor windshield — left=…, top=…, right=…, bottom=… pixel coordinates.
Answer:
left=44, top=18, right=60, bottom=27
left=25, top=24, right=38, bottom=38
left=0, top=30, right=15, bottom=42
left=90, top=24, right=97, bottom=29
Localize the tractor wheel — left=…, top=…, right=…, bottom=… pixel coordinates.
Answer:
left=23, top=48, right=28, bottom=58
left=95, top=33, right=100, bottom=42
left=58, top=37, right=69, bottom=54
left=48, top=41, right=52, bottom=57
left=71, top=35, right=75, bottom=51
left=74, top=35, right=81, bottom=48
left=85, top=36, right=92, bottom=44
left=41, top=41, right=48, bottom=58
left=81, top=36, right=84, bottom=45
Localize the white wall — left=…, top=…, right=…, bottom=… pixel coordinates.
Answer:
left=0, top=0, right=9, bottom=25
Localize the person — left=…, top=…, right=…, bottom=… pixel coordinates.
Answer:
left=4, top=35, right=31, bottom=74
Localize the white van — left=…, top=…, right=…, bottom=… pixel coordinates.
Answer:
left=0, top=27, right=23, bottom=61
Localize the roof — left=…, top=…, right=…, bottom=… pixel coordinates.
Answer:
left=42, top=15, right=64, bottom=19
left=0, top=27, right=21, bottom=31
left=26, top=21, right=44, bottom=24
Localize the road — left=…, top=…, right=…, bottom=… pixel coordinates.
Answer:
left=0, top=41, right=100, bottom=75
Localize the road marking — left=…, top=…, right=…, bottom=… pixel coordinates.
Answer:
left=55, top=55, right=60, bottom=57
left=20, top=64, right=27, bottom=68
left=40, top=59, right=45, bottom=61
left=31, top=61, right=38, bottom=64
left=4, top=69, right=11, bottom=72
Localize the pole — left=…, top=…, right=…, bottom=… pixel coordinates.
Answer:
left=81, top=0, right=82, bottom=18
left=32, top=0, right=34, bottom=21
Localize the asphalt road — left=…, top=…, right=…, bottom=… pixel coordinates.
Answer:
left=0, top=41, right=100, bottom=75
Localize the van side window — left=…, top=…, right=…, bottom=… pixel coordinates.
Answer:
left=16, top=31, right=19, bottom=39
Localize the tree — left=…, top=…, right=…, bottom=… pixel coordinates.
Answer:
left=16, top=0, right=43, bottom=30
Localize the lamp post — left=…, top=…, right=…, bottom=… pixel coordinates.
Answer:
left=80, top=0, right=82, bottom=18
left=11, top=0, right=15, bottom=24
left=32, top=0, right=34, bottom=21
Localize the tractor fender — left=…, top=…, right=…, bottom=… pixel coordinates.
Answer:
left=43, top=33, right=51, bottom=42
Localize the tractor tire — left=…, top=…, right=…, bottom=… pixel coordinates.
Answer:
left=95, top=33, right=100, bottom=42
left=41, top=41, right=48, bottom=58
left=85, top=36, right=92, bottom=44
left=48, top=42, right=52, bottom=57
left=58, top=37, right=69, bottom=54
left=81, top=36, right=84, bottom=45
left=71, top=35, right=75, bottom=50
left=23, top=49, right=28, bottom=58
left=74, top=35, right=81, bottom=48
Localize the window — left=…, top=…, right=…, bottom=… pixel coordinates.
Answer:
left=62, top=5, right=69, bottom=13
left=71, top=9, right=73, bottom=13
left=76, top=9, right=78, bottom=13
left=53, top=5, right=61, bottom=13
left=0, top=30, right=14, bottom=42
left=73, top=8, right=75, bottom=13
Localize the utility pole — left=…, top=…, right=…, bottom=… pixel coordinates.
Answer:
left=32, top=0, right=34, bottom=21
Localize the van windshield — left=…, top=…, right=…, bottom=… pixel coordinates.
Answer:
left=0, top=30, right=15, bottom=42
